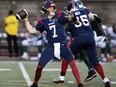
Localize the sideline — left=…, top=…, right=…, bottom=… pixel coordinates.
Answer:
left=18, top=62, right=32, bottom=87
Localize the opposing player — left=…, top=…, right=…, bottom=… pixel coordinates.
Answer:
left=98, top=24, right=116, bottom=61
left=53, top=1, right=110, bottom=87
left=23, top=0, right=83, bottom=87
left=21, top=32, right=44, bottom=60
left=21, top=20, right=45, bottom=60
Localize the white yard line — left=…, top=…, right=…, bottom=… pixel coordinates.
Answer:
left=68, top=81, right=74, bottom=84
left=111, top=81, right=116, bottom=84
left=0, top=68, right=11, bottom=71
left=18, top=62, right=32, bottom=87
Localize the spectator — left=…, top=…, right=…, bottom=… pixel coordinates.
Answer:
left=4, top=10, right=19, bottom=57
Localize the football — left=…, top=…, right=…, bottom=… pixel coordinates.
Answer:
left=15, top=9, right=28, bottom=20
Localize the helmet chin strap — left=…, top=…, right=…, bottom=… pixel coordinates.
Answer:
left=49, top=12, right=55, bottom=16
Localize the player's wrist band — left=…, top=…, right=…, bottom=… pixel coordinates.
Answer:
left=24, top=19, right=29, bottom=21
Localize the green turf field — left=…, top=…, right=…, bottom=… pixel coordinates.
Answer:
left=0, top=60, right=116, bottom=87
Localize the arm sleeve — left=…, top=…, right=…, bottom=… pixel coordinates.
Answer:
left=91, top=18, right=106, bottom=36
left=58, top=12, right=78, bottom=24
left=35, top=19, right=45, bottom=33
left=85, top=7, right=105, bottom=36
left=94, top=15, right=101, bottom=23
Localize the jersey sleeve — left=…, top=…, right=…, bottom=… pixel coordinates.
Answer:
left=57, top=12, right=69, bottom=24
left=35, top=18, right=45, bottom=33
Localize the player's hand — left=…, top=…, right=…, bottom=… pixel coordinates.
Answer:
left=24, top=15, right=29, bottom=21
left=65, top=10, right=79, bottom=24
left=24, top=10, right=29, bottom=21
left=65, top=10, right=74, bottom=20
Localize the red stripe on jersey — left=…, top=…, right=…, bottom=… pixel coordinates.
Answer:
left=39, top=18, right=43, bottom=24
left=58, top=12, right=62, bottom=18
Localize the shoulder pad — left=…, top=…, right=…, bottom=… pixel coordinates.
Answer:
left=38, top=18, right=44, bottom=24
left=58, top=12, right=63, bottom=17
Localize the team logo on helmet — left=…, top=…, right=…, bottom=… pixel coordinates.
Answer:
left=74, top=0, right=84, bottom=9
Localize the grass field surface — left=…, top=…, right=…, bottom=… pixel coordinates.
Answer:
left=0, top=60, right=116, bottom=87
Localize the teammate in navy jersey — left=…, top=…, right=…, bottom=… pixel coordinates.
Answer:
left=53, top=1, right=110, bottom=87
left=53, top=0, right=105, bottom=83
left=23, top=0, right=83, bottom=87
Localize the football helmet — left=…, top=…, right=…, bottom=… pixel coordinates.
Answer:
left=41, top=0, right=56, bottom=15
left=67, top=0, right=79, bottom=12
left=74, top=0, right=84, bottom=9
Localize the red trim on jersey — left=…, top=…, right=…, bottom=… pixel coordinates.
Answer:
left=39, top=18, right=44, bottom=24
left=58, top=12, right=62, bottom=18
left=85, top=7, right=90, bottom=10
left=69, top=38, right=75, bottom=47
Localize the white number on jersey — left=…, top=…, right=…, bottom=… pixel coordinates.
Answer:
left=49, top=25, right=58, bottom=38
left=75, top=15, right=89, bottom=28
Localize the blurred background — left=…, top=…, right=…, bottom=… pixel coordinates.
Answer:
left=0, top=0, right=116, bottom=31
left=0, top=0, right=116, bottom=63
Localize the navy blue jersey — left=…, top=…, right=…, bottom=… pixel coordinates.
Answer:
left=68, top=8, right=99, bottom=68
left=69, top=8, right=94, bottom=37
left=35, top=12, right=69, bottom=44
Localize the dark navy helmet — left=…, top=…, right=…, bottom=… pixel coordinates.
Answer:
left=67, top=0, right=79, bottom=11
left=41, top=0, right=56, bottom=14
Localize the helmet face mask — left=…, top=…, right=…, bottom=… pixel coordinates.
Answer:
left=41, top=0, right=56, bottom=15
left=47, top=7, right=56, bottom=16
left=41, top=6, right=49, bottom=15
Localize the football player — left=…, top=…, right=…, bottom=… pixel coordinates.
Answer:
left=23, top=0, right=83, bottom=87
left=21, top=32, right=44, bottom=60
left=53, top=0, right=106, bottom=83
left=107, top=24, right=116, bottom=52
left=53, top=1, right=110, bottom=87
left=98, top=24, right=116, bottom=61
